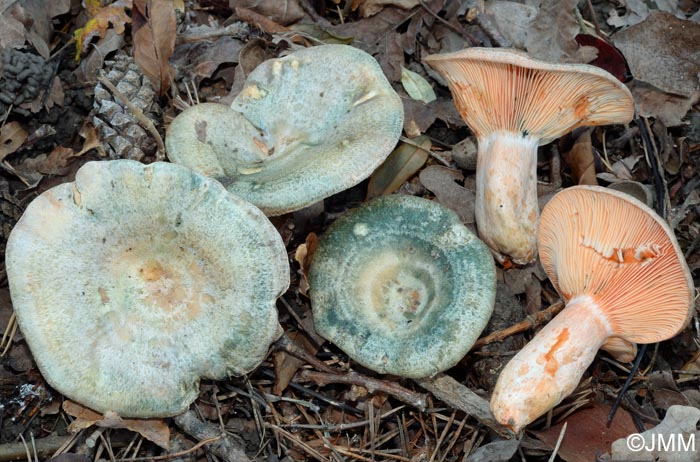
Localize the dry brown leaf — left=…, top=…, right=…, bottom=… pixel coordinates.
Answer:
left=610, top=405, right=700, bottom=462
left=367, top=136, right=430, bottom=199
left=0, top=122, right=28, bottom=162
left=273, top=332, right=317, bottom=394
left=419, top=165, right=475, bottom=224
left=615, top=11, right=700, bottom=99
left=77, top=123, right=105, bottom=157
left=351, top=0, right=419, bottom=18
left=294, top=232, right=318, bottom=296
left=484, top=1, right=538, bottom=49
left=524, top=0, right=593, bottom=63
left=0, top=3, right=31, bottom=51
left=74, top=0, right=132, bottom=57
left=132, top=0, right=176, bottom=97
left=563, top=128, right=597, bottom=185
left=63, top=401, right=170, bottom=449
left=533, top=403, right=638, bottom=462
left=629, top=81, right=700, bottom=127
left=230, top=0, right=305, bottom=25
left=76, top=29, right=125, bottom=81
left=18, top=146, right=75, bottom=176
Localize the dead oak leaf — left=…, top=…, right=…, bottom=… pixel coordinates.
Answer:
left=63, top=400, right=170, bottom=450
left=74, top=0, right=133, bottom=59
left=132, top=0, right=176, bottom=97
left=0, top=122, right=28, bottom=162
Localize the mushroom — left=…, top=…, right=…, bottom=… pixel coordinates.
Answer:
left=5, top=160, right=290, bottom=418
left=490, top=186, right=694, bottom=433
left=166, top=44, right=404, bottom=216
left=309, top=195, right=496, bottom=378
left=424, top=48, right=634, bottom=265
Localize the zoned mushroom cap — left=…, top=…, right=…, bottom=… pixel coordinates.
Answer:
left=6, top=160, right=290, bottom=418
left=423, top=47, right=634, bottom=143
left=166, top=44, right=404, bottom=216
left=538, top=186, right=694, bottom=343
left=309, top=195, right=496, bottom=378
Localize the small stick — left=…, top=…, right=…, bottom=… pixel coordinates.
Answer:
left=297, top=369, right=428, bottom=411
left=274, top=334, right=334, bottom=373
left=114, top=437, right=221, bottom=462
left=0, top=435, right=69, bottom=462
left=399, top=136, right=451, bottom=167
left=472, top=301, right=565, bottom=349
left=96, top=76, right=165, bottom=160
left=173, top=410, right=250, bottom=462
left=417, top=0, right=479, bottom=46
left=415, top=374, right=509, bottom=436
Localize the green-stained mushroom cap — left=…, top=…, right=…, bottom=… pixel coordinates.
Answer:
left=166, top=44, right=404, bottom=216
left=6, top=160, right=289, bottom=418
left=309, top=195, right=496, bottom=378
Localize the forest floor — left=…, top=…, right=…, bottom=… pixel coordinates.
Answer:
left=0, top=1, right=699, bottom=461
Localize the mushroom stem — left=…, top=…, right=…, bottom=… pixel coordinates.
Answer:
left=490, top=295, right=612, bottom=433
left=475, top=132, right=539, bottom=265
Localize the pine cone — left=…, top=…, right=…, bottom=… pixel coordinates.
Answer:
left=0, top=49, right=53, bottom=115
left=93, top=54, right=162, bottom=161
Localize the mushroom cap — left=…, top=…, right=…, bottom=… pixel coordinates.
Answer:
left=166, top=44, right=404, bottom=216
left=538, top=185, right=694, bottom=344
left=424, top=47, right=634, bottom=143
left=6, top=160, right=290, bottom=418
left=309, top=195, right=496, bottom=378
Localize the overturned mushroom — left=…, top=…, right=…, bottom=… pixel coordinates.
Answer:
left=424, top=48, right=634, bottom=265
left=309, top=195, right=496, bottom=378
left=6, top=160, right=289, bottom=418
left=166, top=44, right=404, bottom=216
left=490, top=186, right=694, bottom=433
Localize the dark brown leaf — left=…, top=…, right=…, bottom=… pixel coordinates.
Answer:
left=132, top=0, right=176, bottom=97
left=533, top=403, right=638, bottom=462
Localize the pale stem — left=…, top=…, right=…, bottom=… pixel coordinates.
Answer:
left=475, top=132, right=539, bottom=265
left=490, top=295, right=612, bottom=433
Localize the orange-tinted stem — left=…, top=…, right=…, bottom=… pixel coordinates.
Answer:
left=490, top=295, right=612, bottom=433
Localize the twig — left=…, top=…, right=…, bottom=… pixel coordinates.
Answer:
left=297, top=0, right=332, bottom=28
left=417, top=0, right=479, bottom=46
left=297, top=369, right=428, bottom=411
left=415, top=374, right=509, bottom=436
left=471, top=301, right=565, bottom=349
left=399, top=136, right=451, bottom=167
left=0, top=435, right=69, bottom=462
left=584, top=0, right=602, bottom=37
left=547, top=422, right=567, bottom=462
left=1, top=313, right=17, bottom=357
left=277, top=405, right=405, bottom=431
left=274, top=334, right=334, bottom=373
left=114, top=437, right=220, bottom=462
left=173, top=410, right=251, bottom=462
left=97, top=75, right=165, bottom=160
left=258, top=368, right=363, bottom=415
left=176, top=23, right=250, bottom=44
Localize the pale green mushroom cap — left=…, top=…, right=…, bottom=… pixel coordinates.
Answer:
left=309, top=195, right=496, bottom=378
left=166, top=44, right=404, bottom=216
left=6, top=160, right=289, bottom=418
